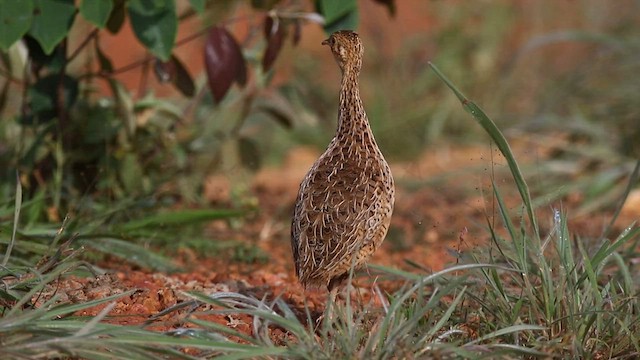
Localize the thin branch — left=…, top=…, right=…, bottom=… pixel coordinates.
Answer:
left=67, top=28, right=99, bottom=65
left=104, top=13, right=260, bottom=76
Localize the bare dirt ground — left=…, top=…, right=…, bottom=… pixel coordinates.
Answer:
left=39, top=136, right=640, bottom=337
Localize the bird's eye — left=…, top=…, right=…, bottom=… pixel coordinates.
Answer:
left=329, top=37, right=335, bottom=46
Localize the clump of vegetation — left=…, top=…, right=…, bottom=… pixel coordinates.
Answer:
left=1, top=0, right=638, bottom=358
left=0, top=0, right=352, bottom=219
left=2, top=59, right=638, bottom=358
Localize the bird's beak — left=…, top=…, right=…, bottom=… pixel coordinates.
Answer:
left=322, top=38, right=329, bottom=46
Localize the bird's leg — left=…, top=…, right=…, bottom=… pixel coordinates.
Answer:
left=314, top=286, right=339, bottom=330
left=329, top=285, right=340, bottom=310
left=314, top=274, right=349, bottom=329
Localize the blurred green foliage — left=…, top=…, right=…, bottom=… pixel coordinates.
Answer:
left=284, top=1, right=640, bottom=163
left=0, top=0, right=638, bottom=258
left=0, top=0, right=332, bottom=222
left=1, top=2, right=639, bottom=357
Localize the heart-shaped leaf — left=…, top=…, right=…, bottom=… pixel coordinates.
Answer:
left=154, top=55, right=195, bottom=97
left=80, top=0, right=113, bottom=28
left=316, top=0, right=358, bottom=33
left=204, top=27, right=246, bottom=103
left=23, top=35, right=65, bottom=73
left=316, top=0, right=356, bottom=25
left=128, top=0, right=177, bottom=61
left=262, top=16, right=286, bottom=72
left=29, top=0, right=76, bottom=55
left=0, top=0, right=34, bottom=51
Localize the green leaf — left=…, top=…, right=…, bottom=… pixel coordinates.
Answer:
left=79, top=0, right=113, bottom=28
left=127, top=0, right=177, bottom=61
left=189, top=0, right=206, bottom=13
left=106, top=0, right=126, bottom=34
left=153, top=55, right=195, bottom=97
left=26, top=74, right=79, bottom=123
left=0, top=0, right=34, bottom=51
left=316, top=0, right=358, bottom=33
left=2, top=173, right=21, bottom=266
left=23, top=35, right=65, bottom=72
left=316, top=0, right=357, bottom=25
left=79, top=237, right=179, bottom=272
left=325, top=10, right=358, bottom=34
left=120, top=208, right=245, bottom=231
left=28, top=0, right=76, bottom=55
left=429, top=62, right=540, bottom=238
left=119, top=152, right=144, bottom=193
left=238, top=137, right=261, bottom=171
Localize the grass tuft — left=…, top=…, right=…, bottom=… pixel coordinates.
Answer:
left=1, top=64, right=638, bottom=359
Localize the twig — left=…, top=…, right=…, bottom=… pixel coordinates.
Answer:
left=67, top=28, right=99, bottom=65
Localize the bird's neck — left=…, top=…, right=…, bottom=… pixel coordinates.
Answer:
left=337, top=67, right=371, bottom=139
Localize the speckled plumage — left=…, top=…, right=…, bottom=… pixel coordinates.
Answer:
left=291, top=30, right=395, bottom=292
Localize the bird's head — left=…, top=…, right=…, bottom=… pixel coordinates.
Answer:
left=322, top=30, right=363, bottom=74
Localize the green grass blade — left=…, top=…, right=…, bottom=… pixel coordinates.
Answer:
left=485, top=343, right=549, bottom=356
left=467, top=324, right=546, bottom=345
left=2, top=173, right=22, bottom=267
left=426, top=286, right=467, bottom=338
left=120, top=209, right=245, bottom=231
left=42, top=290, right=138, bottom=320
left=429, top=62, right=539, bottom=238
left=79, top=237, right=179, bottom=272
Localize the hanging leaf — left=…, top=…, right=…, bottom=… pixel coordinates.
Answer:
left=204, top=27, right=246, bottom=103
left=154, top=58, right=174, bottom=83
left=291, top=19, right=302, bottom=46
left=23, top=35, right=65, bottom=73
left=232, top=40, right=247, bottom=86
left=28, top=0, right=76, bottom=55
left=324, top=10, right=359, bottom=34
left=252, top=92, right=296, bottom=129
left=262, top=16, right=286, bottom=72
left=371, top=0, right=396, bottom=17
left=263, top=15, right=274, bottom=39
left=128, top=0, right=177, bottom=61
left=80, top=0, right=113, bottom=28
left=0, top=0, right=34, bottom=51
left=106, top=0, right=126, bottom=34
left=316, top=0, right=356, bottom=24
left=315, top=0, right=358, bottom=33
left=95, top=42, right=113, bottom=72
left=170, top=55, right=195, bottom=97
left=238, top=137, right=261, bottom=171
left=189, top=0, right=206, bottom=13
left=154, top=55, right=195, bottom=97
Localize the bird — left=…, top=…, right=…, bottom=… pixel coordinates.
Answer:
left=291, top=30, right=395, bottom=301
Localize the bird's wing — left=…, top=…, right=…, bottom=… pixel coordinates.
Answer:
left=291, top=148, right=392, bottom=284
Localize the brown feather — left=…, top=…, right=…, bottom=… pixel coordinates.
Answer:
left=291, top=30, right=395, bottom=291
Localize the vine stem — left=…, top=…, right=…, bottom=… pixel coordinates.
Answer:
left=103, top=13, right=261, bottom=76
left=68, top=28, right=100, bottom=65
